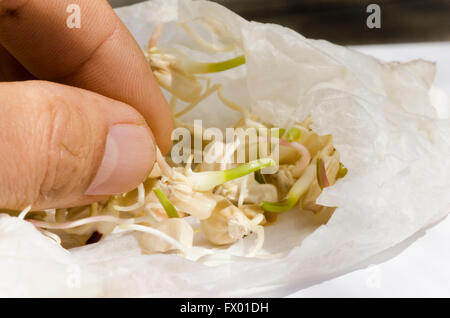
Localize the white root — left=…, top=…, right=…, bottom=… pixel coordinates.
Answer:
left=113, top=183, right=146, bottom=212
left=179, top=22, right=236, bottom=53
left=18, top=205, right=32, bottom=220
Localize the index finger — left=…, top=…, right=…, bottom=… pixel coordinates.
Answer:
left=0, top=0, right=173, bottom=153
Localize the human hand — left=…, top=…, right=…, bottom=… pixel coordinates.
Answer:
left=0, top=0, right=173, bottom=210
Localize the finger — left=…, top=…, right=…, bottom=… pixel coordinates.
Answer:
left=0, top=80, right=155, bottom=211
left=0, top=0, right=173, bottom=153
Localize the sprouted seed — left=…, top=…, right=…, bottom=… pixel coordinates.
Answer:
left=13, top=21, right=347, bottom=261
left=186, top=158, right=276, bottom=191
left=120, top=223, right=189, bottom=255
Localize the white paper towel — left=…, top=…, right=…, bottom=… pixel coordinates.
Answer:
left=0, top=0, right=449, bottom=297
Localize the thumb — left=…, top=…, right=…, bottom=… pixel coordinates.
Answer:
left=0, top=80, right=156, bottom=211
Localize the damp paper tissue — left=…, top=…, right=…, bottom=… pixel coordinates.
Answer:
left=1, top=0, right=449, bottom=297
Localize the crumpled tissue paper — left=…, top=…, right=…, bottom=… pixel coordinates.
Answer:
left=0, top=0, right=449, bottom=297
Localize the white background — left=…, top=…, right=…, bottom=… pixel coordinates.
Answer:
left=288, top=42, right=450, bottom=298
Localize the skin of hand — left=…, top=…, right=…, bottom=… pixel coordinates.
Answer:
left=0, top=0, right=174, bottom=210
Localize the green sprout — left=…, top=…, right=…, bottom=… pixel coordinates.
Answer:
left=184, top=55, right=246, bottom=74
left=261, top=160, right=316, bottom=213
left=151, top=49, right=246, bottom=75
left=149, top=48, right=246, bottom=102
left=285, top=127, right=302, bottom=142
left=187, top=158, right=276, bottom=191
left=153, top=188, right=179, bottom=218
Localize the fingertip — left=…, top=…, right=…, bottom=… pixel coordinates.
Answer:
left=0, top=80, right=158, bottom=210
left=85, top=124, right=155, bottom=196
